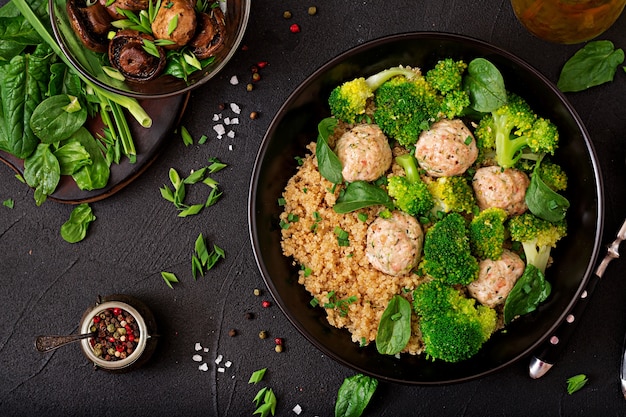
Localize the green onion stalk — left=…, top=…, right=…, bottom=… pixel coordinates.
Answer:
left=12, top=0, right=150, bottom=162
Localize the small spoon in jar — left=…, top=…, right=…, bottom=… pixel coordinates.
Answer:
left=35, top=332, right=95, bottom=353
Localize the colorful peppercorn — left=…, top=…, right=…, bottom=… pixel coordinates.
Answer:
left=89, top=307, right=140, bottom=362
left=289, top=24, right=301, bottom=33
left=262, top=300, right=271, bottom=308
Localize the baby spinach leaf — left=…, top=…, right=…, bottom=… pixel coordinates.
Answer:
left=335, top=374, right=378, bottom=417
left=315, top=117, right=343, bottom=184
left=503, top=264, right=551, bottom=324
left=23, top=143, right=60, bottom=206
left=557, top=40, right=625, bottom=92
left=70, top=127, right=110, bottom=190
left=525, top=158, right=569, bottom=222
left=31, top=94, right=88, bottom=143
left=53, top=139, right=92, bottom=175
left=376, top=295, right=412, bottom=355
left=60, top=203, right=96, bottom=243
left=464, top=58, right=507, bottom=113
left=333, top=181, right=394, bottom=213
left=0, top=43, right=53, bottom=159
left=0, top=15, right=41, bottom=60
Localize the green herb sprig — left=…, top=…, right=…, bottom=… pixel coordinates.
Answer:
left=566, top=374, right=588, bottom=395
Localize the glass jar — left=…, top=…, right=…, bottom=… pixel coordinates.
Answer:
left=510, top=0, right=626, bottom=44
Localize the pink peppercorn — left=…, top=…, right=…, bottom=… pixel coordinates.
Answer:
left=289, top=24, right=300, bottom=33
left=262, top=300, right=271, bottom=308
left=274, top=338, right=283, bottom=346
left=257, top=61, right=268, bottom=69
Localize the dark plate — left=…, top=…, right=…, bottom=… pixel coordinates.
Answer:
left=248, top=32, right=604, bottom=384
left=0, top=94, right=188, bottom=204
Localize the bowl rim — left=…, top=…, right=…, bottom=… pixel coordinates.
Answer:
left=248, top=31, right=605, bottom=384
left=48, top=0, right=251, bottom=99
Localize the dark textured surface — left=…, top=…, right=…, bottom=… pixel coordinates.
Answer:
left=1, top=1, right=626, bottom=416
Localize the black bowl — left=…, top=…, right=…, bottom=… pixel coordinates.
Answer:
left=248, top=32, right=604, bottom=384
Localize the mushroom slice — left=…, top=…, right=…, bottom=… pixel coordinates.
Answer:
left=108, top=30, right=167, bottom=82
left=190, top=8, right=226, bottom=59
left=99, top=0, right=149, bottom=19
left=151, top=0, right=197, bottom=50
left=66, top=0, right=113, bottom=53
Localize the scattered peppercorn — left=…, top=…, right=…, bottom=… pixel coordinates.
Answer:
left=275, top=345, right=283, bottom=353
left=308, top=6, right=317, bottom=15
left=228, top=329, right=237, bottom=337
left=253, top=288, right=261, bottom=296
left=274, top=338, right=283, bottom=346
left=246, top=83, right=254, bottom=92
left=250, top=111, right=259, bottom=120
left=257, top=61, right=268, bottom=69
left=283, top=10, right=292, bottom=19
left=262, top=300, right=271, bottom=308
left=259, top=330, right=268, bottom=339
left=252, top=73, right=261, bottom=82
left=290, top=24, right=301, bottom=33
left=218, top=103, right=226, bottom=111
left=245, top=312, right=255, bottom=320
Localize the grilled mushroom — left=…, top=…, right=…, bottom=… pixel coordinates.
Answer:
left=108, top=30, right=167, bottom=82
left=151, top=0, right=197, bottom=49
left=66, top=0, right=112, bottom=53
left=99, top=0, right=150, bottom=19
left=189, top=7, right=226, bottom=59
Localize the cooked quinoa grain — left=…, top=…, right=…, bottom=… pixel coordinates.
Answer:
left=279, top=142, right=426, bottom=354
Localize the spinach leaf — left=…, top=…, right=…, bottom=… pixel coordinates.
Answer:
left=464, top=58, right=507, bottom=113
left=376, top=295, right=411, bottom=355
left=334, top=374, right=378, bottom=417
left=48, top=63, right=84, bottom=98
left=60, top=203, right=96, bottom=243
left=315, top=117, right=343, bottom=184
left=23, top=143, right=60, bottom=206
left=53, top=139, right=92, bottom=175
left=0, top=43, right=53, bottom=159
left=503, top=264, right=551, bottom=324
left=333, top=180, right=394, bottom=213
left=525, top=158, right=569, bottom=222
left=557, top=40, right=625, bottom=92
left=0, top=15, right=41, bottom=60
left=30, top=94, right=88, bottom=143
left=70, top=127, right=110, bottom=190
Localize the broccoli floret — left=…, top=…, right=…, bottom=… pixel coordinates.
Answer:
left=508, top=212, right=567, bottom=273
left=535, top=160, right=568, bottom=192
left=413, top=280, right=497, bottom=362
left=328, top=66, right=420, bottom=124
left=469, top=207, right=508, bottom=260
left=387, top=154, right=434, bottom=217
left=426, top=175, right=477, bottom=215
left=421, top=212, right=479, bottom=285
left=425, top=58, right=471, bottom=119
left=474, top=93, right=559, bottom=169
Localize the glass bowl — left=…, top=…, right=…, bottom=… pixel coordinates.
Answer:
left=49, top=0, right=250, bottom=99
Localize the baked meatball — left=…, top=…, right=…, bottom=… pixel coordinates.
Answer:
left=414, top=119, right=478, bottom=177
left=467, top=249, right=525, bottom=308
left=366, top=211, right=423, bottom=276
left=335, top=124, right=392, bottom=182
left=472, top=165, right=530, bottom=216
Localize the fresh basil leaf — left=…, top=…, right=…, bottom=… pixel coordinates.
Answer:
left=70, top=127, right=110, bottom=190
left=31, top=94, right=88, bottom=143
left=23, top=143, right=60, bottom=206
left=464, top=58, right=507, bottom=113
left=60, top=203, right=96, bottom=243
left=334, top=374, right=378, bottom=417
left=333, top=181, right=394, bottom=213
left=503, top=264, right=551, bottom=324
left=376, top=295, right=411, bottom=355
left=557, top=40, right=624, bottom=92
left=525, top=162, right=569, bottom=222
left=315, top=117, right=343, bottom=184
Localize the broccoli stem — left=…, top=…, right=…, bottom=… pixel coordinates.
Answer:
left=365, top=66, right=420, bottom=91
left=395, top=154, right=420, bottom=183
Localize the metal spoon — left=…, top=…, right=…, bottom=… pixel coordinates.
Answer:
left=35, top=332, right=95, bottom=353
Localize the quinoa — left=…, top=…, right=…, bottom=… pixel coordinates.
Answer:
left=279, top=142, right=426, bottom=354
